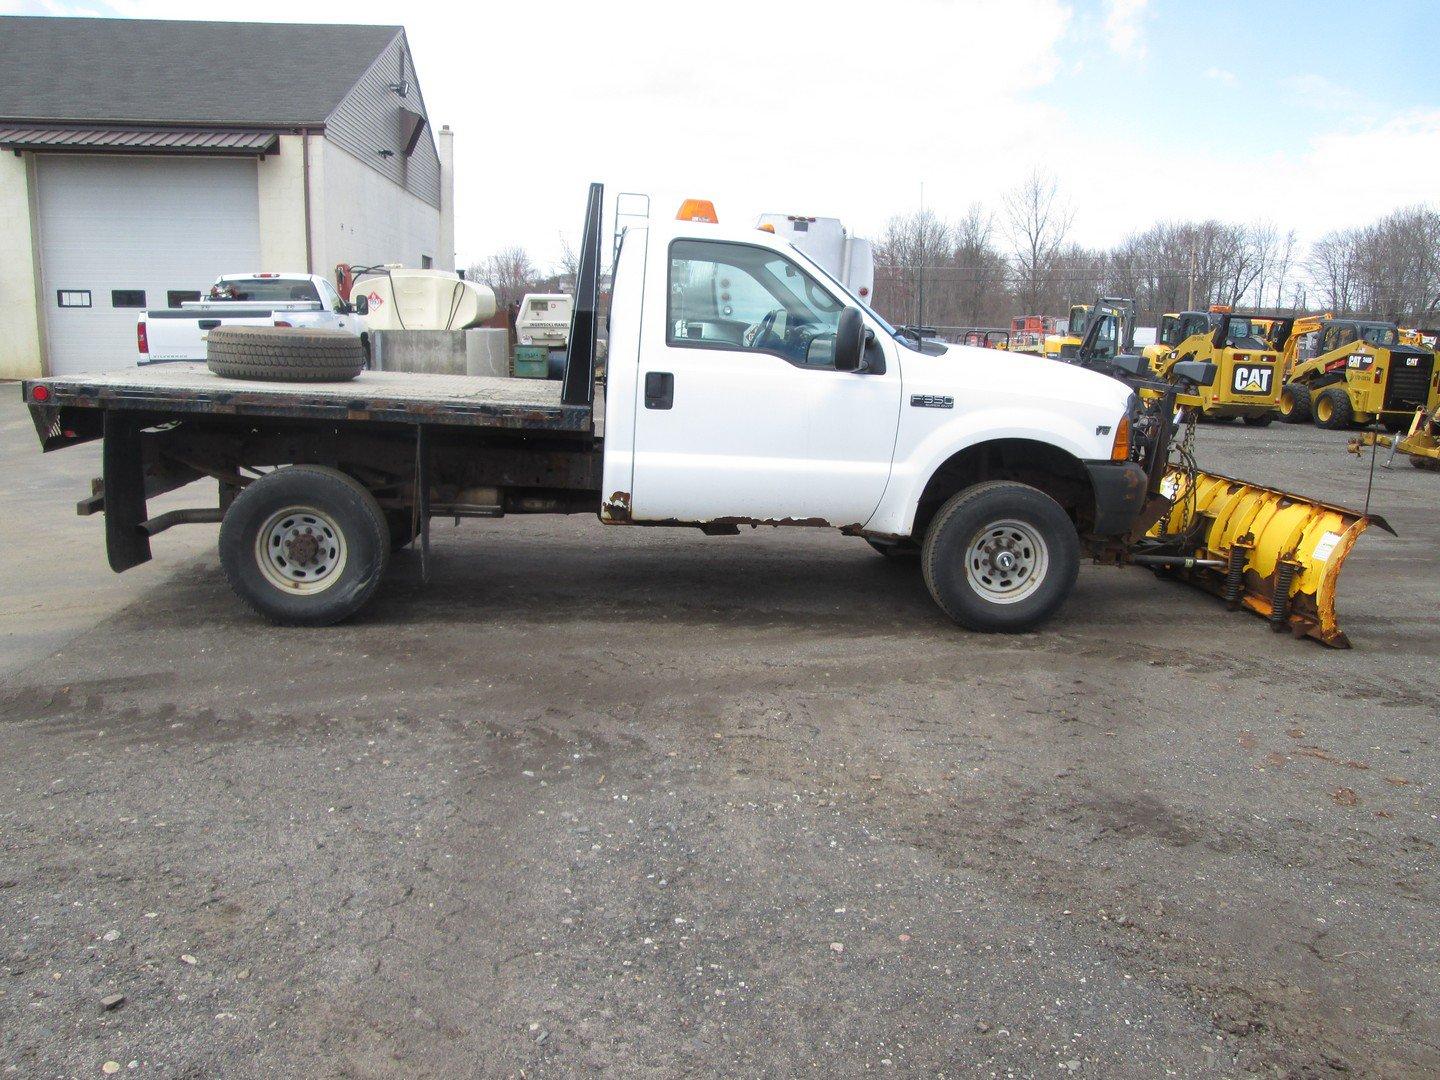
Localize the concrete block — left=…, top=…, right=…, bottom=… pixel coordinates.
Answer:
left=466, top=328, right=511, bottom=377
left=370, top=329, right=467, bottom=375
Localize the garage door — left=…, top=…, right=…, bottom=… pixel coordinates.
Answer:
left=36, top=155, right=261, bottom=375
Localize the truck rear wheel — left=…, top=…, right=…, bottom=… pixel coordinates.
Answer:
left=1313, top=387, right=1354, bottom=430
left=1241, top=413, right=1274, bottom=427
left=220, top=466, right=389, bottom=625
left=1278, top=383, right=1311, bottom=423
left=921, top=481, right=1079, bottom=633
left=207, top=326, right=365, bottom=382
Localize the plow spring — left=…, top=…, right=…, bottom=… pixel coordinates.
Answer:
left=1135, top=469, right=1394, bottom=648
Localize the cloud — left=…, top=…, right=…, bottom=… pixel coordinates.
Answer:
left=1281, top=73, right=1368, bottom=115
left=44, top=0, right=1075, bottom=267
left=1103, top=0, right=1150, bottom=57
left=1203, top=67, right=1237, bottom=86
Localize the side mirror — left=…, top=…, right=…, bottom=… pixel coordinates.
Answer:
left=833, top=307, right=865, bottom=372
left=351, top=294, right=369, bottom=316
left=1172, top=360, right=1217, bottom=387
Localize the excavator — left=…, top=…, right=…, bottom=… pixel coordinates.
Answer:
left=1149, top=306, right=1284, bottom=424
left=1070, top=301, right=1392, bottom=648
left=1279, top=317, right=1439, bottom=429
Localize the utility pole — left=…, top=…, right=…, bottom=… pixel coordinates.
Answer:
left=1186, top=244, right=1196, bottom=310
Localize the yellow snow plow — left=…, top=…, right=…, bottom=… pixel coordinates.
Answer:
left=1072, top=309, right=1393, bottom=648
left=1139, top=468, right=1392, bottom=648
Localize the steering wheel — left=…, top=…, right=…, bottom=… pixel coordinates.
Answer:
left=743, top=308, right=781, bottom=349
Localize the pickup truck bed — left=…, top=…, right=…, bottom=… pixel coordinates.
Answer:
left=28, top=363, right=593, bottom=434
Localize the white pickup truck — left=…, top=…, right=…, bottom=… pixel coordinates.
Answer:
left=137, top=273, right=362, bottom=363
left=25, top=185, right=1193, bottom=634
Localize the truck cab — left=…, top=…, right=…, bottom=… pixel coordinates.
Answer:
left=602, top=204, right=1148, bottom=581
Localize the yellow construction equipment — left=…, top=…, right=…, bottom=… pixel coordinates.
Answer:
left=1280, top=318, right=1439, bottom=430
left=1149, top=307, right=1284, bottom=424
left=1072, top=313, right=1392, bottom=648
left=1043, top=298, right=1135, bottom=360
left=1273, top=313, right=1331, bottom=421
left=1347, top=405, right=1440, bottom=470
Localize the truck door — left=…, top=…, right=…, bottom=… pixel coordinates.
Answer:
left=629, top=238, right=901, bottom=526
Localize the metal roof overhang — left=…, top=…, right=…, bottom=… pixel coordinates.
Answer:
left=0, top=125, right=280, bottom=156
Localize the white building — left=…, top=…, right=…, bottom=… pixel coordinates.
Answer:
left=0, top=16, right=456, bottom=378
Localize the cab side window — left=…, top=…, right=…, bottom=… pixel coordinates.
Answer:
left=317, top=279, right=345, bottom=313
left=667, top=239, right=844, bottom=368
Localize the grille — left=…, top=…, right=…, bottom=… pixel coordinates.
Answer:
left=1384, top=348, right=1434, bottom=410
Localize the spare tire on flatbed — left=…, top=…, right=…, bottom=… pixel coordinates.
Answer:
left=207, top=326, right=365, bottom=382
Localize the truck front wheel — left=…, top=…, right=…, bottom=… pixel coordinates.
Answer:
left=921, top=482, right=1079, bottom=633
left=220, top=466, right=390, bottom=625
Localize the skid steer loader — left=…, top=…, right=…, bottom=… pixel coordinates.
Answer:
left=1280, top=318, right=1440, bottom=430
left=1073, top=304, right=1393, bottom=648
left=1148, top=307, right=1283, bottom=425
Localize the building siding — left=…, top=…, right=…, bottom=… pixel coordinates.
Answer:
left=315, top=139, right=439, bottom=274
left=325, top=32, right=441, bottom=210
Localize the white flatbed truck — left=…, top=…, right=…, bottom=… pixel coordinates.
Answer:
left=23, top=185, right=1190, bottom=632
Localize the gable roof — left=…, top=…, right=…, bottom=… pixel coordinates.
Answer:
left=0, top=16, right=403, bottom=127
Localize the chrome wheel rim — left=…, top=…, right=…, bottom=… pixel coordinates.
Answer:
left=254, top=505, right=347, bottom=594
left=964, top=519, right=1048, bottom=604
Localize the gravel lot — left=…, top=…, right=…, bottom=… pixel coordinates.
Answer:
left=1, top=391, right=1436, bottom=1078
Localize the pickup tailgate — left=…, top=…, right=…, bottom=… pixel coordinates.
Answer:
left=142, top=308, right=289, bottom=363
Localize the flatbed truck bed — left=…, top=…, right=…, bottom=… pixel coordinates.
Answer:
left=24, top=363, right=594, bottom=436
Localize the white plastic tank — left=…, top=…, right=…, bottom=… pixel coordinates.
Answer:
left=355, top=267, right=497, bottom=331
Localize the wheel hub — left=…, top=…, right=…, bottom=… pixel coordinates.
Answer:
left=965, top=519, right=1050, bottom=605
left=284, top=530, right=322, bottom=566
left=254, top=506, right=348, bottom=594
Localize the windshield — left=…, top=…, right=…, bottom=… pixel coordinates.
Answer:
left=1359, top=323, right=1398, bottom=346
left=793, top=246, right=924, bottom=350
left=213, top=278, right=319, bottom=303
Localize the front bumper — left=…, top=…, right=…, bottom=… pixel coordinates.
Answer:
left=1084, top=461, right=1150, bottom=536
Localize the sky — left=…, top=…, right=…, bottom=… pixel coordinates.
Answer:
left=5, top=0, right=1439, bottom=271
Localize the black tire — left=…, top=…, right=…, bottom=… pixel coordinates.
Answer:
left=1313, top=386, right=1354, bottom=430
left=866, top=538, right=918, bottom=559
left=220, top=466, right=389, bottom=626
left=1278, top=383, right=1311, bottom=423
left=921, top=481, right=1080, bottom=634
left=1241, top=413, right=1274, bottom=427
left=207, top=326, right=365, bottom=382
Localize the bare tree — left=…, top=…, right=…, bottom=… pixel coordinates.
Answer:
left=468, top=246, right=541, bottom=310
left=1003, top=169, right=1076, bottom=314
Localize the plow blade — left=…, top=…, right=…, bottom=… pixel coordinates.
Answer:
left=1146, top=468, right=1393, bottom=648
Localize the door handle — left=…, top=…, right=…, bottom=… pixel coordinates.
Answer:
left=644, top=371, right=674, bottom=410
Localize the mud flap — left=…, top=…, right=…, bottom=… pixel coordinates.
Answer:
left=1145, top=468, right=1393, bottom=648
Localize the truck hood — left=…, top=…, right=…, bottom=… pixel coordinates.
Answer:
left=904, top=342, right=1133, bottom=414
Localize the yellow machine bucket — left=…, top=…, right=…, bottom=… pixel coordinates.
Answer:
left=1146, top=468, right=1392, bottom=648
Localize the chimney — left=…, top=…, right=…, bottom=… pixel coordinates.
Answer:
left=438, top=124, right=456, bottom=272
